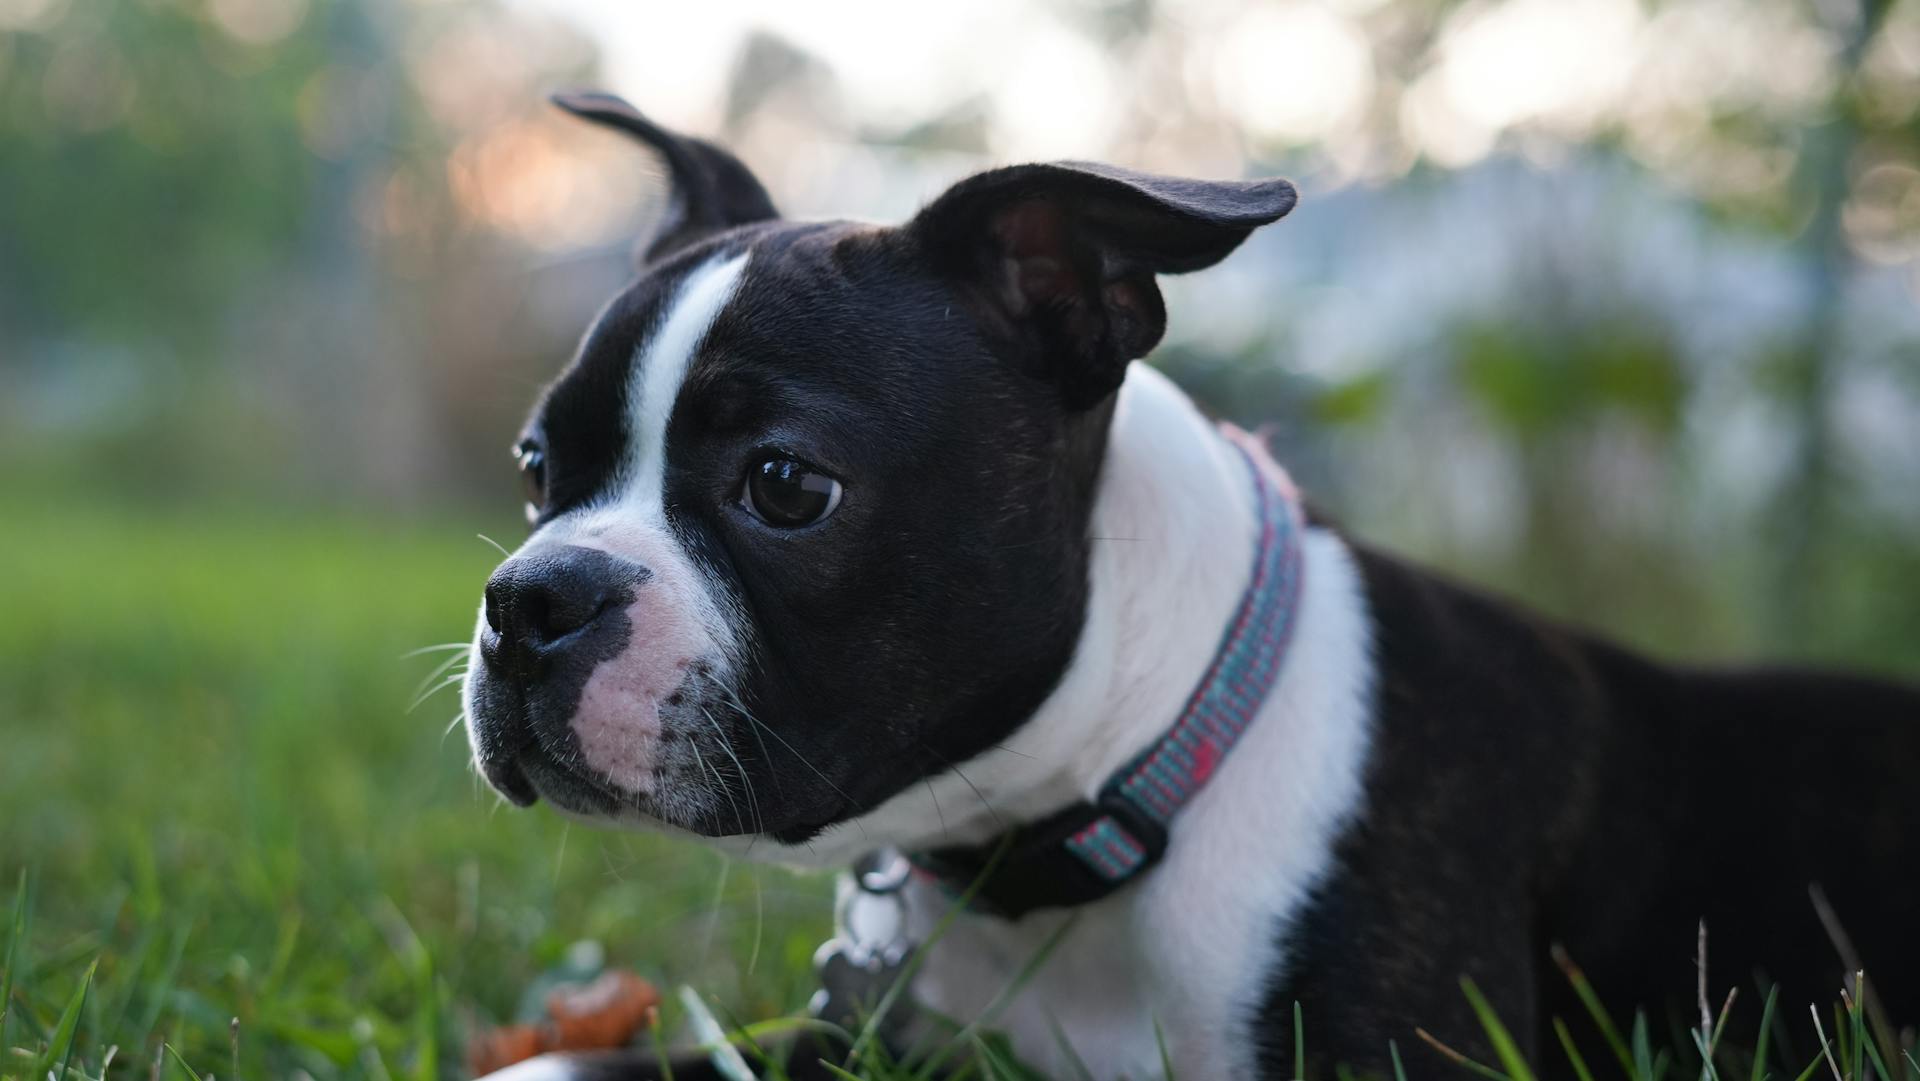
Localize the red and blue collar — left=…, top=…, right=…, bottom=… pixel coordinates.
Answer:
left=910, top=433, right=1307, bottom=918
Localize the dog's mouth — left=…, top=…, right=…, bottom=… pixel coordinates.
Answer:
left=466, top=654, right=868, bottom=841
left=502, top=749, right=627, bottom=818
left=470, top=693, right=632, bottom=819
left=475, top=712, right=853, bottom=840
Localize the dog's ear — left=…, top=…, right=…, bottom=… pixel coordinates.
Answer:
left=911, top=162, right=1296, bottom=409
left=552, top=90, right=778, bottom=265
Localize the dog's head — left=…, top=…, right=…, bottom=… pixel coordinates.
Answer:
left=461, top=91, right=1295, bottom=850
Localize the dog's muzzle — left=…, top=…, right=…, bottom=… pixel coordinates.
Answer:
left=467, top=545, right=653, bottom=811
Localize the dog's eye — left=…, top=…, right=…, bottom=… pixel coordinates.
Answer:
left=742, top=457, right=842, bottom=528
left=514, top=438, right=547, bottom=521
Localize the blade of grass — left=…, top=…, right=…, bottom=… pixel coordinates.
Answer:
left=98, top=918, right=160, bottom=1049
left=736, top=1016, right=856, bottom=1047
left=1155, top=1016, right=1177, bottom=1081
left=1414, top=1027, right=1512, bottom=1081
left=0, top=868, right=25, bottom=1054
left=130, top=924, right=192, bottom=1060
left=847, top=837, right=1014, bottom=1071
left=1811, top=1005, right=1842, bottom=1081
left=1552, top=1018, right=1596, bottom=1081
left=1847, top=981, right=1896, bottom=1081
left=1634, top=1011, right=1657, bottom=1081
left=163, top=1042, right=206, bottom=1081
left=36, top=957, right=97, bottom=1081
left=968, top=1032, right=1048, bottom=1081
left=1461, top=977, right=1538, bottom=1081
left=1832, top=1005, right=1852, bottom=1076
left=1295, top=1002, right=1306, bottom=1081
left=1045, top=1015, right=1096, bottom=1081
left=1751, top=984, right=1780, bottom=1081
left=649, top=1005, right=677, bottom=1081
left=1390, top=1039, right=1409, bottom=1081
left=1862, top=1034, right=1898, bottom=1081
left=1693, top=1029, right=1721, bottom=1081
left=971, top=1033, right=1013, bottom=1081
left=1790, top=1050, right=1830, bottom=1081
left=1709, top=987, right=1739, bottom=1069
left=736, top=1016, right=856, bottom=1048
left=680, top=985, right=759, bottom=1081
left=1553, top=945, right=1635, bottom=1079
left=914, top=913, right=1080, bottom=1081
left=711, top=999, right=788, bottom=1081
left=370, top=898, right=436, bottom=1081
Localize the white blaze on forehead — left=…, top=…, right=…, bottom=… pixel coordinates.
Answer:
left=623, top=251, right=750, bottom=511
left=524, top=250, right=749, bottom=804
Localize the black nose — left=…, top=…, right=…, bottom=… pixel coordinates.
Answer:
left=483, top=546, right=628, bottom=659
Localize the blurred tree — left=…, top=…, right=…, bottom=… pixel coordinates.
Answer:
left=0, top=0, right=324, bottom=351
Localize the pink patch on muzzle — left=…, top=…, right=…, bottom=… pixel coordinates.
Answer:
left=565, top=529, right=722, bottom=793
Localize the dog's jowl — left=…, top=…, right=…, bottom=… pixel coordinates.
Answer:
left=462, top=91, right=1920, bottom=1081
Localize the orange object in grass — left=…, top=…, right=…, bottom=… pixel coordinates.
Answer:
left=467, top=971, right=662, bottom=1076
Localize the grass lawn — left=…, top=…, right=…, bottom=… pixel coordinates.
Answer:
left=2, top=498, right=1910, bottom=1081
left=0, top=498, right=832, bottom=1079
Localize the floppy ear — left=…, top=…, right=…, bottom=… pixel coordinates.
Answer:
left=551, top=90, right=778, bottom=265
left=911, top=162, right=1296, bottom=409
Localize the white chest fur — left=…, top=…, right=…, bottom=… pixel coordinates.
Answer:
left=764, top=364, right=1379, bottom=1079
left=903, top=527, right=1375, bottom=1081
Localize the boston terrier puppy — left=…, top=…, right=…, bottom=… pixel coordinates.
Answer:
left=462, top=92, right=1920, bottom=1081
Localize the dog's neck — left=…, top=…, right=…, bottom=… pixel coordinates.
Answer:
left=782, top=363, right=1268, bottom=867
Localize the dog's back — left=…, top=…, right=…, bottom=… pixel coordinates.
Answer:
left=1269, top=544, right=1920, bottom=1077
left=1553, top=650, right=1920, bottom=1054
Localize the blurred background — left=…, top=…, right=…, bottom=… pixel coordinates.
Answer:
left=2, top=0, right=1917, bottom=1076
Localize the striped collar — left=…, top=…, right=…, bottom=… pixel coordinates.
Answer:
left=909, top=432, right=1308, bottom=918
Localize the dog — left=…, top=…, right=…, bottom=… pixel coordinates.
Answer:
left=460, top=91, right=1920, bottom=1080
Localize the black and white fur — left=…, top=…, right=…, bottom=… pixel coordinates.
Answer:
left=463, top=93, right=1920, bottom=1081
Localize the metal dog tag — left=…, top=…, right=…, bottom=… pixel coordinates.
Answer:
left=809, top=849, right=918, bottom=1032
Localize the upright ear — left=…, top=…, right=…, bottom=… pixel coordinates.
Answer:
left=911, top=162, right=1296, bottom=409
left=552, top=90, right=778, bottom=265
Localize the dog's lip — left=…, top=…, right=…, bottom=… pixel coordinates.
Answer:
left=481, top=754, right=540, bottom=808
left=513, top=748, right=627, bottom=817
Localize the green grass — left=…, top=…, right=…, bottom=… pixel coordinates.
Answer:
left=0, top=498, right=834, bottom=1079
left=3, top=498, right=1914, bottom=1081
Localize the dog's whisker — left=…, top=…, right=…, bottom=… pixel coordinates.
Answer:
left=407, top=674, right=468, bottom=714
left=925, top=776, right=948, bottom=837
left=401, top=642, right=473, bottom=658
left=920, top=742, right=1005, bottom=828
left=475, top=533, right=512, bottom=558
left=732, top=703, right=866, bottom=838
left=724, top=683, right=784, bottom=798
left=688, top=738, right=746, bottom=837
left=745, top=866, right=765, bottom=976
left=714, top=683, right=862, bottom=835
left=408, top=650, right=470, bottom=706
left=696, top=855, right=731, bottom=972
left=700, top=704, right=764, bottom=837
